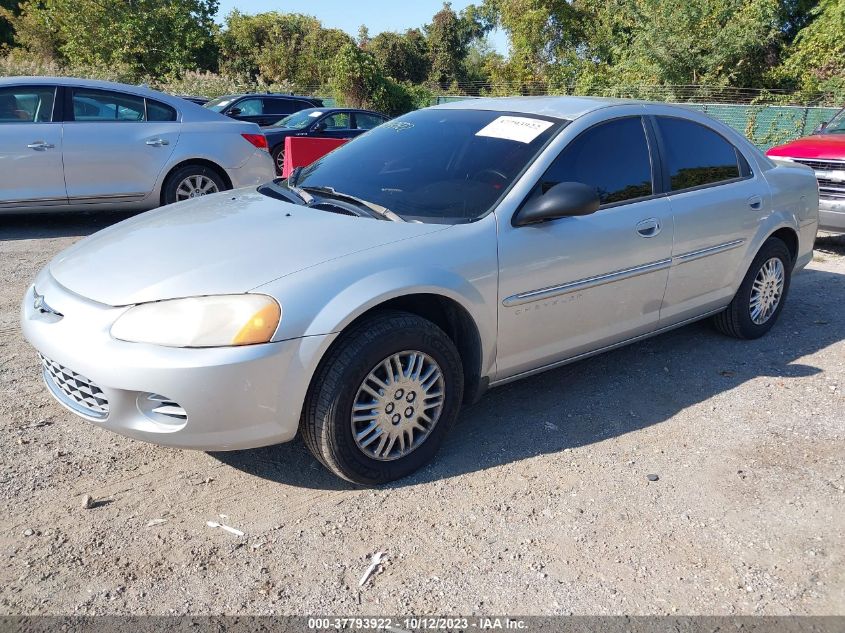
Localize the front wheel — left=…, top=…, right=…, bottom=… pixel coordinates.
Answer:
left=301, top=311, right=464, bottom=485
left=712, top=237, right=792, bottom=339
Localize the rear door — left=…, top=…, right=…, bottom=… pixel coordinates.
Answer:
left=0, top=84, right=66, bottom=208
left=62, top=87, right=180, bottom=202
left=654, top=115, right=764, bottom=325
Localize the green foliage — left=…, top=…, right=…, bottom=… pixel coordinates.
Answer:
left=369, top=29, right=430, bottom=83
left=0, top=0, right=20, bottom=48
left=772, top=0, right=845, bottom=99
left=10, top=0, right=218, bottom=79
left=426, top=2, right=494, bottom=88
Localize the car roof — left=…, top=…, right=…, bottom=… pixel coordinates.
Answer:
left=430, top=95, right=654, bottom=120
left=235, top=93, right=322, bottom=101
left=0, top=76, right=242, bottom=122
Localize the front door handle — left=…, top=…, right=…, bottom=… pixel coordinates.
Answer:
left=27, top=141, right=55, bottom=150
left=145, top=138, right=170, bottom=147
left=747, top=195, right=762, bottom=210
left=636, top=218, right=662, bottom=238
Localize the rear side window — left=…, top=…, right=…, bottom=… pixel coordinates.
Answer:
left=0, top=86, right=56, bottom=123
left=656, top=117, right=741, bottom=190
left=263, top=98, right=300, bottom=115
left=72, top=88, right=145, bottom=121
left=147, top=99, right=177, bottom=122
left=539, top=116, right=653, bottom=205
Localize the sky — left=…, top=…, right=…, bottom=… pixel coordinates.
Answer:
left=214, top=0, right=509, bottom=54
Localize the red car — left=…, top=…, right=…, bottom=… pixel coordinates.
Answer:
left=767, top=107, right=845, bottom=233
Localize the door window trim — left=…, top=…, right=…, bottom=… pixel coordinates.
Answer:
left=649, top=114, right=754, bottom=196
left=63, top=86, right=181, bottom=123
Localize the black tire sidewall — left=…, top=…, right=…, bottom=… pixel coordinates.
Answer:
left=163, top=165, right=227, bottom=205
left=732, top=239, right=792, bottom=338
left=271, top=145, right=285, bottom=176
left=319, top=317, right=463, bottom=485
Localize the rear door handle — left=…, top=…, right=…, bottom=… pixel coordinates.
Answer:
left=27, top=141, right=55, bottom=150
left=145, top=138, right=169, bottom=147
left=747, top=195, right=762, bottom=210
left=636, top=218, right=662, bottom=238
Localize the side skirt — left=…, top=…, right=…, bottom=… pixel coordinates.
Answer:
left=488, top=306, right=727, bottom=388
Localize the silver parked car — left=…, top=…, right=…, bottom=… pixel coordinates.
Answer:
left=22, top=97, right=819, bottom=484
left=0, top=77, right=275, bottom=212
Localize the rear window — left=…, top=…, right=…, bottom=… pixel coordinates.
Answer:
left=656, top=117, right=741, bottom=190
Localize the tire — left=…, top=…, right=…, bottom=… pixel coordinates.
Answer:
left=712, top=237, right=792, bottom=339
left=301, top=310, right=464, bottom=485
left=162, top=164, right=228, bottom=206
left=271, top=145, right=285, bottom=176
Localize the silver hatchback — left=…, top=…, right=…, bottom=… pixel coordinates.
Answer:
left=0, top=77, right=275, bottom=212
left=22, top=97, right=819, bottom=484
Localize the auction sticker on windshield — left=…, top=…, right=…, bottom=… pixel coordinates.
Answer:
left=475, top=116, right=554, bottom=143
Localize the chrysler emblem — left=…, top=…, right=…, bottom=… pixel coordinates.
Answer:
left=33, top=291, right=62, bottom=317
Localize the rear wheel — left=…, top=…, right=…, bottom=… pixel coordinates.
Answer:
left=163, top=164, right=227, bottom=205
left=301, top=311, right=464, bottom=485
left=271, top=145, right=285, bottom=176
left=712, top=237, right=792, bottom=339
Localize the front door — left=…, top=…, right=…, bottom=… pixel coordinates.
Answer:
left=62, top=87, right=179, bottom=202
left=496, top=116, right=674, bottom=380
left=312, top=111, right=356, bottom=140
left=0, top=85, right=66, bottom=208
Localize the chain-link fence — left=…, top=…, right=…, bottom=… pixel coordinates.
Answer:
left=433, top=93, right=840, bottom=150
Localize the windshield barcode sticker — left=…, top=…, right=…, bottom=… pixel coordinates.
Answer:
left=475, top=116, right=554, bottom=143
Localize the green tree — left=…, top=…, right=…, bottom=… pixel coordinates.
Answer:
left=9, top=0, right=218, bottom=78
left=369, top=29, right=430, bottom=83
left=426, top=2, right=493, bottom=88
left=0, top=0, right=21, bottom=48
left=772, top=0, right=845, bottom=98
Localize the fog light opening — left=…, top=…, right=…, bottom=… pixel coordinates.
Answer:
left=138, top=393, right=188, bottom=430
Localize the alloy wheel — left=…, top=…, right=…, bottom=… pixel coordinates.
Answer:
left=749, top=257, right=785, bottom=325
left=175, top=175, right=219, bottom=201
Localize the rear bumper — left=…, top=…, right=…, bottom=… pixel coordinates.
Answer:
left=226, top=150, right=275, bottom=189
left=819, top=198, right=845, bottom=233
left=21, top=276, right=334, bottom=451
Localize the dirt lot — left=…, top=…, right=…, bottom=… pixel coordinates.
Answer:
left=0, top=212, right=843, bottom=616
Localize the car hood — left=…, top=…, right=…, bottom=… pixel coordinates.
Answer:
left=48, top=188, right=449, bottom=306
left=766, top=133, right=845, bottom=160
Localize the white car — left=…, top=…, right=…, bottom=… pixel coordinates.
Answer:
left=0, top=77, right=275, bottom=212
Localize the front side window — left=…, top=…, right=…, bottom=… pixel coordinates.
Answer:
left=321, top=112, right=351, bottom=129
left=656, top=117, right=741, bottom=190
left=355, top=113, right=386, bottom=130
left=537, top=117, right=653, bottom=205
left=204, top=95, right=238, bottom=112
left=0, top=86, right=56, bottom=123
left=289, top=109, right=564, bottom=224
left=234, top=98, right=263, bottom=116
left=824, top=107, right=845, bottom=134
left=71, top=88, right=145, bottom=122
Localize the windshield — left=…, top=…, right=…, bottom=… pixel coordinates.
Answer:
left=824, top=107, right=845, bottom=134
left=292, top=108, right=564, bottom=224
left=272, top=109, right=324, bottom=129
left=204, top=95, right=238, bottom=112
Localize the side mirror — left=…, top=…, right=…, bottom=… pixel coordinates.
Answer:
left=813, top=121, right=828, bottom=134
left=513, top=182, right=600, bottom=226
left=313, top=121, right=327, bottom=132
left=227, top=107, right=242, bottom=117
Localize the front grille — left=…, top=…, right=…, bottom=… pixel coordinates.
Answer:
left=40, top=355, right=109, bottom=419
left=792, top=158, right=845, bottom=201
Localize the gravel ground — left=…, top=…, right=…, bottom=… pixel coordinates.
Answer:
left=0, top=212, right=843, bottom=616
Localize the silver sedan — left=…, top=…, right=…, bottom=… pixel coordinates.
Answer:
left=0, top=77, right=275, bottom=212
left=22, top=97, right=819, bottom=484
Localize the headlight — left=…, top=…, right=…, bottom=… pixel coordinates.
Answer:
left=111, top=295, right=281, bottom=348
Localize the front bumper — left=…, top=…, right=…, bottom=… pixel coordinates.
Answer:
left=21, top=276, right=334, bottom=450
left=819, top=198, right=845, bottom=233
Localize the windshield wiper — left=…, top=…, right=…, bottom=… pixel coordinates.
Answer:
left=300, top=186, right=404, bottom=222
